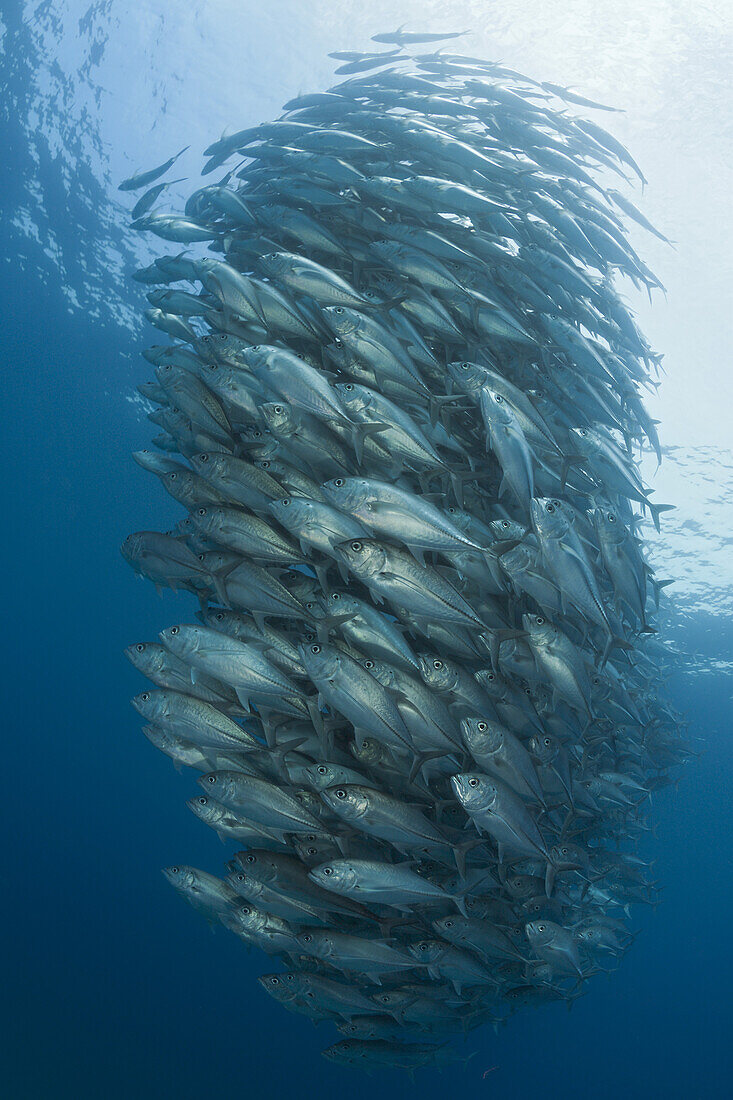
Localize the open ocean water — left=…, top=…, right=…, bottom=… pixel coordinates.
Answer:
left=2, top=2, right=732, bottom=1097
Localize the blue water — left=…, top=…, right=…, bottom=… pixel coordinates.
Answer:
left=3, top=3, right=732, bottom=1096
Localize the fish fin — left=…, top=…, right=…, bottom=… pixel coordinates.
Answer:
left=647, top=501, right=674, bottom=532
left=558, top=540, right=592, bottom=568
left=559, top=453, right=586, bottom=490
left=452, top=895, right=469, bottom=917
left=234, top=689, right=252, bottom=712
left=314, top=561, right=332, bottom=594
left=452, top=837, right=485, bottom=877
left=406, top=544, right=426, bottom=567
left=353, top=726, right=371, bottom=751
left=545, top=862, right=556, bottom=897
left=352, top=421, right=389, bottom=465
left=409, top=750, right=447, bottom=784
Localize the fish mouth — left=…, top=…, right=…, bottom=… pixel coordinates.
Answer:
left=459, top=716, right=474, bottom=734
left=450, top=774, right=470, bottom=801
left=330, top=539, right=351, bottom=557
left=529, top=498, right=546, bottom=523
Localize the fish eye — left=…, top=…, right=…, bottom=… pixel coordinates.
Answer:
left=486, top=673, right=495, bottom=681
left=169, top=472, right=177, bottom=481
left=302, top=934, right=312, bottom=943
left=334, top=478, right=344, bottom=487
left=219, top=334, right=227, bottom=341
left=494, top=394, right=503, bottom=403
left=136, top=643, right=145, bottom=652
left=252, top=345, right=261, bottom=351
left=444, top=920, right=453, bottom=928
left=460, top=362, right=469, bottom=370
left=501, top=520, right=509, bottom=528
left=344, top=383, right=353, bottom=391
left=579, top=428, right=587, bottom=436
left=468, top=778, right=479, bottom=787
left=197, top=508, right=207, bottom=516
left=350, top=541, right=362, bottom=552
left=197, top=797, right=207, bottom=805
left=215, top=612, right=224, bottom=621
left=544, top=738, right=551, bottom=746
left=170, top=626, right=179, bottom=635
left=477, top=721, right=487, bottom=732
left=236, top=873, right=245, bottom=882
left=609, top=514, right=616, bottom=522
left=140, top=692, right=150, bottom=701
left=317, top=766, right=328, bottom=775
left=281, top=498, right=291, bottom=506
left=240, top=906, right=251, bottom=915
left=335, top=789, right=347, bottom=799
left=199, top=453, right=208, bottom=462
left=331, top=593, right=340, bottom=601
left=206, top=775, right=216, bottom=784
left=271, top=977, right=279, bottom=985
left=546, top=504, right=555, bottom=513
left=310, top=644, right=321, bottom=654
left=334, top=307, right=344, bottom=314
left=246, top=855, right=256, bottom=863
left=364, top=660, right=374, bottom=669
left=536, top=617, right=545, bottom=625
left=260, top=460, right=270, bottom=468
left=170, top=866, right=179, bottom=874
left=274, top=405, right=283, bottom=414
left=322, top=867, right=333, bottom=875
left=333, top=337, right=344, bottom=348
left=307, top=847, right=317, bottom=855
left=538, top=924, right=545, bottom=932
left=432, top=660, right=443, bottom=669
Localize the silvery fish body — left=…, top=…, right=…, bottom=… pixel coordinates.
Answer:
left=131, top=689, right=258, bottom=751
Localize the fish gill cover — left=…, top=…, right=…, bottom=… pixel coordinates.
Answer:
left=120, top=29, right=689, bottom=1073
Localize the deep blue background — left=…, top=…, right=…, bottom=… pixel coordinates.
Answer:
left=2, top=91, right=731, bottom=1100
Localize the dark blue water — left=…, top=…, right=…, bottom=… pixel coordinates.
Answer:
left=3, top=12, right=732, bottom=1098
left=4, top=192, right=732, bottom=1100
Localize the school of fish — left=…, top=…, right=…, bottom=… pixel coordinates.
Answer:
left=121, top=29, right=689, bottom=1073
